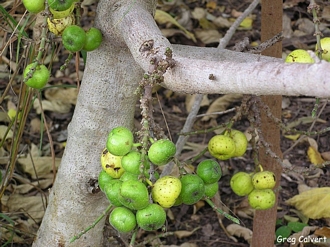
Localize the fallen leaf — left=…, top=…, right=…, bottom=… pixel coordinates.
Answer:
left=33, top=99, right=72, bottom=114
left=315, top=227, right=330, bottom=238
left=226, top=224, right=252, bottom=243
left=239, top=17, right=253, bottom=29
left=201, top=94, right=242, bottom=121
left=284, top=134, right=300, bottom=141
left=194, top=29, right=222, bottom=44
left=321, top=151, right=330, bottom=161
left=0, top=125, right=13, bottom=140
left=1, top=194, right=46, bottom=223
left=185, top=94, right=209, bottom=113
left=155, top=10, right=196, bottom=42
left=286, top=187, right=330, bottom=219
left=44, top=87, right=78, bottom=105
left=307, top=146, right=325, bottom=166
left=174, top=227, right=200, bottom=239
left=17, top=156, right=61, bottom=179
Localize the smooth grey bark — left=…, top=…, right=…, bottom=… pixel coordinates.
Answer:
left=32, top=2, right=145, bottom=246
left=34, top=0, right=330, bottom=246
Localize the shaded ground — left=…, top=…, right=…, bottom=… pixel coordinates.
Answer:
left=0, top=0, right=329, bottom=246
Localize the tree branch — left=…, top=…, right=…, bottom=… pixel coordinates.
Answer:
left=108, top=1, right=330, bottom=97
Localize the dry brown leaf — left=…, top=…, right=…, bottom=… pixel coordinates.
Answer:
left=286, top=187, right=330, bottom=219
left=185, top=94, right=209, bottom=113
left=315, top=227, right=330, bottom=238
left=1, top=194, right=46, bottom=223
left=226, top=224, right=252, bottom=243
left=44, top=87, right=78, bottom=105
left=33, top=99, right=72, bottom=114
left=0, top=147, right=9, bottom=165
left=0, top=125, right=13, bottom=140
left=287, top=226, right=319, bottom=247
left=321, top=151, right=330, bottom=161
left=286, top=117, right=326, bottom=130
left=17, top=156, right=61, bottom=179
left=307, top=137, right=319, bottom=150
left=155, top=10, right=196, bottom=42
left=194, top=29, right=222, bottom=44
left=13, top=178, right=53, bottom=194
left=174, top=227, right=200, bottom=239
left=201, top=94, right=242, bottom=121
left=307, top=146, right=325, bottom=166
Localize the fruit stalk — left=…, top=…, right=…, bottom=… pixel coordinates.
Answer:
left=204, top=197, right=240, bottom=224
left=70, top=204, right=113, bottom=243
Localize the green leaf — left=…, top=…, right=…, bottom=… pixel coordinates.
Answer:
left=276, top=226, right=292, bottom=243
left=288, top=222, right=309, bottom=233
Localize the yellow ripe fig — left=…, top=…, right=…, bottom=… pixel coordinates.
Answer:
left=285, top=49, right=314, bottom=63
left=100, top=148, right=124, bottom=179
left=248, top=189, right=276, bottom=210
left=230, top=172, right=254, bottom=196
left=316, top=37, right=330, bottom=62
left=208, top=135, right=236, bottom=160
left=228, top=129, right=248, bottom=157
left=47, top=14, right=75, bottom=36
left=50, top=3, right=75, bottom=19
left=252, top=171, right=276, bottom=190
left=151, top=176, right=181, bottom=208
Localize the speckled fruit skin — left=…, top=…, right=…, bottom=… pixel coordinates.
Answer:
left=252, top=171, right=276, bottom=190
left=118, top=180, right=149, bottom=210
left=136, top=204, right=166, bottom=231
left=109, top=207, right=136, bottom=233
left=204, top=182, right=219, bottom=198
left=103, top=179, right=123, bottom=207
left=152, top=176, right=181, bottom=208
left=100, top=148, right=124, bottom=178
left=148, top=139, right=176, bottom=166
left=196, top=159, right=222, bottom=184
left=22, top=0, right=45, bottom=13
left=285, top=49, right=314, bottom=63
left=248, top=189, right=276, bottom=210
left=228, top=130, right=248, bottom=157
left=230, top=172, right=254, bottom=196
left=62, top=25, right=87, bottom=52
left=121, top=151, right=148, bottom=175
left=83, top=27, right=103, bottom=51
left=23, top=63, right=50, bottom=89
left=106, top=126, right=134, bottom=156
left=98, top=170, right=114, bottom=192
left=208, top=135, right=236, bottom=160
left=179, top=174, right=205, bottom=205
left=316, top=37, right=330, bottom=62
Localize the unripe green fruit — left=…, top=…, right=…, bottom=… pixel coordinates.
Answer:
left=98, top=170, right=114, bottom=192
left=152, top=176, right=181, bottom=208
left=22, top=0, right=45, bottom=13
left=148, top=139, right=176, bottom=166
left=62, top=25, right=86, bottom=52
left=119, top=172, right=139, bottom=182
left=230, top=172, right=254, bottom=196
left=179, top=174, right=205, bottom=205
left=196, top=159, right=222, bottom=184
left=83, top=27, right=103, bottom=51
left=106, top=126, right=134, bottom=156
left=121, top=151, right=145, bottom=175
left=248, top=189, right=276, bottom=210
left=285, top=49, right=314, bottom=63
left=118, top=180, right=149, bottom=210
left=208, top=135, right=236, bottom=160
left=100, top=148, right=124, bottom=179
left=23, top=63, right=50, bottom=89
left=109, top=207, right=136, bottom=233
left=204, top=182, right=219, bottom=198
left=252, top=171, right=276, bottom=190
left=316, top=37, right=330, bottom=62
left=228, top=130, right=248, bottom=157
left=49, top=0, right=75, bottom=11
left=103, top=179, right=123, bottom=207
left=136, top=204, right=166, bottom=231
